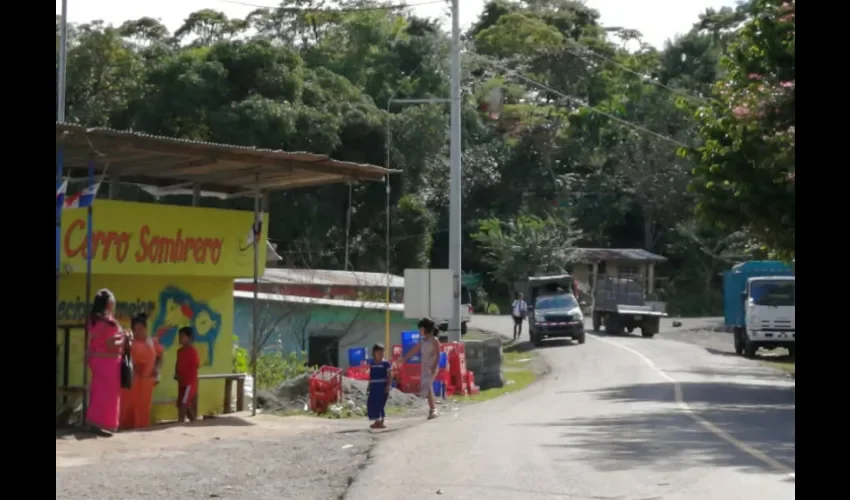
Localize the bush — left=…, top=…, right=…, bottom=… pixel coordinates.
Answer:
left=232, top=336, right=249, bottom=373
left=486, top=303, right=501, bottom=315
left=232, top=336, right=313, bottom=389
left=256, top=351, right=312, bottom=389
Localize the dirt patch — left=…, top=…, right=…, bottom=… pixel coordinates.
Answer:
left=56, top=414, right=353, bottom=468
left=56, top=415, right=377, bottom=500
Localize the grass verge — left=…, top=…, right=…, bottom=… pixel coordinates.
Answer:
left=464, top=347, right=539, bottom=402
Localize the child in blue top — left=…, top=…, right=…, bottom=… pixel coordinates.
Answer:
left=367, top=343, right=392, bottom=429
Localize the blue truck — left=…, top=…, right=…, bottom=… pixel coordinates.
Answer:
left=723, top=261, right=795, bottom=358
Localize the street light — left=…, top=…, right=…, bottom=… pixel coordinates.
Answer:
left=383, top=97, right=450, bottom=349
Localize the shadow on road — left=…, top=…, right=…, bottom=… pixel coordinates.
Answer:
left=536, top=381, right=795, bottom=474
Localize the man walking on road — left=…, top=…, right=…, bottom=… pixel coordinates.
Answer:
left=511, top=293, right=528, bottom=340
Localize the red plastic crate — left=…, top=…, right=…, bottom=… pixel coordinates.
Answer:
left=399, top=380, right=420, bottom=394
left=309, top=366, right=343, bottom=413
left=449, top=352, right=467, bottom=377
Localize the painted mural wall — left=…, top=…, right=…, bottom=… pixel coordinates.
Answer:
left=58, top=276, right=233, bottom=420
left=57, top=200, right=267, bottom=422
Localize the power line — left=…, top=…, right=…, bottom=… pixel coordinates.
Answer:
left=483, top=57, right=691, bottom=149
left=560, top=41, right=711, bottom=106
left=217, top=0, right=445, bottom=13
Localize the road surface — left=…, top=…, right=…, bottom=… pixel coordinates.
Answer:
left=346, top=316, right=795, bottom=500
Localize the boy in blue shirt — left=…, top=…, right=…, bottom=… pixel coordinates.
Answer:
left=367, top=344, right=392, bottom=429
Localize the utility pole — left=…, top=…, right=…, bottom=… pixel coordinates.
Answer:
left=56, top=0, right=69, bottom=338
left=57, top=0, right=68, bottom=123
left=448, top=0, right=463, bottom=343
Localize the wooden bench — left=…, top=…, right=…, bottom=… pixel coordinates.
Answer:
left=198, top=373, right=247, bottom=414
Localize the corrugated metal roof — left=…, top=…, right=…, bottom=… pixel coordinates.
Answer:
left=56, top=123, right=396, bottom=194
left=233, top=290, right=404, bottom=312
left=572, top=248, right=668, bottom=263
left=235, top=268, right=405, bottom=288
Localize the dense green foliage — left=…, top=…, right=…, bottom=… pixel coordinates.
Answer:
left=57, top=0, right=793, bottom=315
left=233, top=336, right=313, bottom=388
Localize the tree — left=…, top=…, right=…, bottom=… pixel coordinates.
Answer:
left=689, top=0, right=795, bottom=258
left=471, top=215, right=582, bottom=292
left=58, top=0, right=788, bottom=317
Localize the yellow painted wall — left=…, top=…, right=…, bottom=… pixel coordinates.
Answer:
left=57, top=274, right=234, bottom=423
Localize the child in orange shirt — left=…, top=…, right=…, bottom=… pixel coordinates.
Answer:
left=175, top=327, right=200, bottom=423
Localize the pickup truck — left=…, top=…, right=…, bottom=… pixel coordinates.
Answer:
left=523, top=274, right=585, bottom=346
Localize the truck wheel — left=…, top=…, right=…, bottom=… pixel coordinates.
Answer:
left=461, top=322, right=468, bottom=335
left=743, top=340, right=758, bottom=359
left=531, top=333, right=543, bottom=347
left=787, top=345, right=795, bottom=359
left=627, top=327, right=635, bottom=334
left=734, top=333, right=744, bottom=355
left=640, top=328, right=655, bottom=338
left=592, top=313, right=602, bottom=332
left=605, top=316, right=625, bottom=335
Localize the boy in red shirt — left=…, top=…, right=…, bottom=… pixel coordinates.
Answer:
left=174, top=326, right=200, bottom=423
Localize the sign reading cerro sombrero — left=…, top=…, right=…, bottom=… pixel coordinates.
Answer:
left=60, top=200, right=268, bottom=278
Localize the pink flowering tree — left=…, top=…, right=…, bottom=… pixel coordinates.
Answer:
left=688, top=0, right=795, bottom=258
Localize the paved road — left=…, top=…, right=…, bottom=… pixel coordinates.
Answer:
left=346, top=316, right=795, bottom=500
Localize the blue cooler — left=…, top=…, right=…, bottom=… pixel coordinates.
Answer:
left=401, top=331, right=421, bottom=363
left=348, top=347, right=367, bottom=367
left=433, top=380, right=446, bottom=398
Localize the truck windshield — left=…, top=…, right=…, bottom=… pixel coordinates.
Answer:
left=751, top=281, right=795, bottom=306
left=535, top=294, right=578, bottom=311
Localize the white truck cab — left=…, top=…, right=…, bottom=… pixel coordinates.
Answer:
left=736, top=275, right=796, bottom=358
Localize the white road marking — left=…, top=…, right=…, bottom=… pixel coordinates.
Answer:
left=589, top=333, right=794, bottom=474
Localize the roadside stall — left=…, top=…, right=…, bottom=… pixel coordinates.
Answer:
left=55, top=123, right=392, bottom=425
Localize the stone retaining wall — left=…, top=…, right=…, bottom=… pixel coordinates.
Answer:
left=463, top=336, right=505, bottom=390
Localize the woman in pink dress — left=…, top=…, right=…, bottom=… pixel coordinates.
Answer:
left=86, top=289, right=129, bottom=435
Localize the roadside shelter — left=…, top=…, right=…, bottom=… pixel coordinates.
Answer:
left=55, top=123, right=392, bottom=423
left=569, top=248, right=667, bottom=295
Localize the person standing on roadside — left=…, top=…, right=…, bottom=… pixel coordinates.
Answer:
left=400, top=318, right=441, bottom=420
left=175, top=327, right=200, bottom=423
left=120, top=313, right=164, bottom=430
left=511, top=293, right=528, bottom=340
left=366, top=344, right=392, bottom=429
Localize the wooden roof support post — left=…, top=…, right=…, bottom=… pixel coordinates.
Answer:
left=109, top=174, right=120, bottom=200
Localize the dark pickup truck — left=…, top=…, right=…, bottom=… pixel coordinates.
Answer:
left=522, top=274, right=586, bottom=346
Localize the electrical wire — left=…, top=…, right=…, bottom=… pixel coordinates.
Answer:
left=560, top=41, right=712, bottom=106
left=484, top=57, right=691, bottom=148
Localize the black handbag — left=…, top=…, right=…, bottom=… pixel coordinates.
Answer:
left=120, top=345, right=134, bottom=389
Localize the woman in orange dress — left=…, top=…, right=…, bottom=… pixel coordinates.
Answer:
left=86, top=289, right=129, bottom=435
left=120, top=313, right=164, bottom=430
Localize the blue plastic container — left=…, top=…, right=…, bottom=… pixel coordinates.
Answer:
left=401, top=331, right=421, bottom=363
left=438, top=352, right=447, bottom=369
left=348, top=347, right=367, bottom=368
left=433, top=380, right=445, bottom=399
